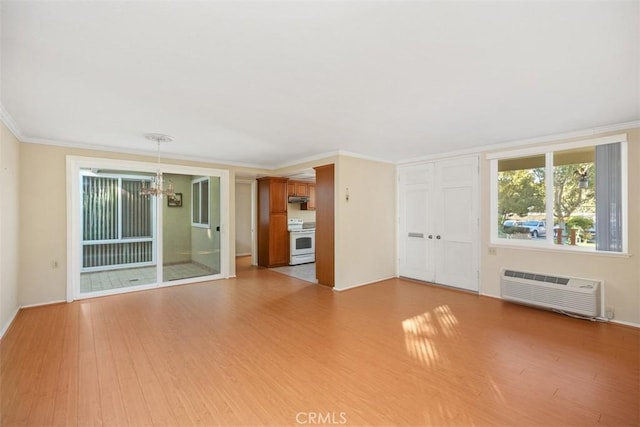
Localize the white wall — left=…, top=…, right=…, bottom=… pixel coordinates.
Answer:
left=334, top=155, right=397, bottom=290
left=235, top=181, right=252, bottom=256
left=479, top=127, right=640, bottom=325
left=1, top=122, right=20, bottom=336
left=19, top=145, right=69, bottom=305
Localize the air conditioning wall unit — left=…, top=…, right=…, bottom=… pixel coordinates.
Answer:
left=500, top=269, right=603, bottom=317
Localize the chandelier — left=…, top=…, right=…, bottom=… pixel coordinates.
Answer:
left=140, top=133, right=175, bottom=198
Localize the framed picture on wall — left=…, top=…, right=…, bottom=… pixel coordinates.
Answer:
left=168, top=192, right=182, bottom=207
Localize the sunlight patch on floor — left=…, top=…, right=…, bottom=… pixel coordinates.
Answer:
left=433, top=305, right=459, bottom=337
left=402, top=311, right=440, bottom=367
left=402, top=305, right=459, bottom=367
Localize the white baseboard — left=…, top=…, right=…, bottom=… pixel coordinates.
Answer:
left=20, top=300, right=67, bottom=309
left=610, top=319, right=640, bottom=329
left=479, top=292, right=501, bottom=299
left=333, top=275, right=397, bottom=292
left=0, top=306, right=20, bottom=339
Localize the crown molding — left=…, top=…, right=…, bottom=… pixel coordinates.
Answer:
left=480, top=120, right=640, bottom=154
left=19, top=135, right=270, bottom=171
left=13, top=128, right=388, bottom=171
left=336, top=150, right=396, bottom=165
left=485, top=133, right=627, bottom=160
left=396, top=145, right=484, bottom=166
left=0, top=105, right=25, bottom=141
left=5, top=106, right=638, bottom=171
left=19, top=133, right=392, bottom=172
left=274, top=149, right=394, bottom=170
left=397, top=120, right=640, bottom=165
left=273, top=150, right=341, bottom=170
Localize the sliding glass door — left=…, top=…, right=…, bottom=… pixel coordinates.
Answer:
left=80, top=171, right=158, bottom=294
left=68, top=157, right=228, bottom=300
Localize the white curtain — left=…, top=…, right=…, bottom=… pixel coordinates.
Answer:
left=595, top=143, right=622, bottom=252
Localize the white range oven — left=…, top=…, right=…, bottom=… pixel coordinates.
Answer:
left=288, top=218, right=315, bottom=265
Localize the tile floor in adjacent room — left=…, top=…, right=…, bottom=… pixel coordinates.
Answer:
left=270, top=262, right=317, bottom=283
left=80, top=263, right=218, bottom=293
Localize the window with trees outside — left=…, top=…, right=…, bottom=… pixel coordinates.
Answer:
left=490, top=135, right=627, bottom=253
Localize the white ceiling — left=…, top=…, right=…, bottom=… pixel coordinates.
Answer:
left=2, top=1, right=638, bottom=169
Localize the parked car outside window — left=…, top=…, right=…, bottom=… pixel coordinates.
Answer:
left=502, top=220, right=523, bottom=231
left=521, top=220, right=546, bottom=238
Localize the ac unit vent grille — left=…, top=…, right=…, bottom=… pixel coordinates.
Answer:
left=504, top=270, right=569, bottom=285
left=501, top=269, right=601, bottom=317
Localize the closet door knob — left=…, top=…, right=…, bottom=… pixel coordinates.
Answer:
left=428, top=235, right=433, bottom=239
left=436, top=235, right=441, bottom=239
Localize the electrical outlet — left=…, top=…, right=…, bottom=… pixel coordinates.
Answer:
left=52, top=260, right=59, bottom=269
left=488, top=247, right=497, bottom=255
left=605, top=307, right=615, bottom=320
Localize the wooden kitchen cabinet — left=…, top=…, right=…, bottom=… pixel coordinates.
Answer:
left=301, top=184, right=316, bottom=210
left=295, top=182, right=309, bottom=196
left=288, top=180, right=309, bottom=197
left=257, top=177, right=290, bottom=267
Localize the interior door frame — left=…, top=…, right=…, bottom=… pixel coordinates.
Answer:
left=235, top=178, right=258, bottom=266
left=66, top=155, right=230, bottom=302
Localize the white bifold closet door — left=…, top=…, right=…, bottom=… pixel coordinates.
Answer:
left=399, top=156, right=479, bottom=292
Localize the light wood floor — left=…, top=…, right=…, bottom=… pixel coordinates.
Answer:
left=2, top=257, right=638, bottom=426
